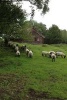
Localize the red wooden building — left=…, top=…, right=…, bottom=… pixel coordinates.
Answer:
left=32, top=27, right=45, bottom=44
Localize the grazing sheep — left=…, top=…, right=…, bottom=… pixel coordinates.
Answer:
left=51, top=53, right=56, bottom=62
left=49, top=51, right=55, bottom=58
left=15, top=46, right=19, bottom=51
left=55, top=52, right=66, bottom=58
left=42, top=51, right=50, bottom=57
left=12, top=44, right=16, bottom=49
left=8, top=41, right=13, bottom=47
left=21, top=45, right=26, bottom=51
left=26, top=48, right=29, bottom=56
left=28, top=50, right=33, bottom=58
left=49, top=51, right=55, bottom=54
left=16, top=50, right=20, bottom=56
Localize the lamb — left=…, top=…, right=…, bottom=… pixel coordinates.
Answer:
left=55, top=52, right=66, bottom=58
left=51, top=53, right=56, bottom=62
left=16, top=50, right=20, bottom=56
left=42, top=51, right=50, bottom=57
left=28, top=50, right=33, bottom=58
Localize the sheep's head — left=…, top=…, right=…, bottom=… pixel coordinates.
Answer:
left=64, top=55, right=66, bottom=58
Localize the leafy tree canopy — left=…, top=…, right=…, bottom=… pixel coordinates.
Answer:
left=0, top=0, right=26, bottom=34
left=32, top=21, right=47, bottom=35
left=61, top=30, right=67, bottom=43
left=46, top=25, right=62, bottom=44
left=9, top=0, right=50, bottom=14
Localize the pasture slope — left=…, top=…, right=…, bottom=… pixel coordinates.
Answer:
left=0, top=43, right=67, bottom=100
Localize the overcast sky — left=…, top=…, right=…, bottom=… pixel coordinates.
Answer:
left=22, top=0, right=67, bottom=30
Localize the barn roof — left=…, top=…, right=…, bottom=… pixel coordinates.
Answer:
left=32, top=27, right=45, bottom=38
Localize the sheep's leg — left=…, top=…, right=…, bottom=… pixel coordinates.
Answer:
left=52, top=58, right=53, bottom=62
left=42, top=54, right=43, bottom=56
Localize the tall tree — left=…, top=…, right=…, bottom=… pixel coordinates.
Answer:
left=61, top=30, right=67, bottom=43
left=18, top=21, right=34, bottom=42
left=0, top=0, right=26, bottom=45
left=46, top=25, right=62, bottom=44
left=0, top=1, right=26, bottom=35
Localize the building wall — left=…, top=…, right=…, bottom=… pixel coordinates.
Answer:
left=32, top=29, right=45, bottom=44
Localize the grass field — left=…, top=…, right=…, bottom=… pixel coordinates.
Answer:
left=0, top=43, right=67, bottom=100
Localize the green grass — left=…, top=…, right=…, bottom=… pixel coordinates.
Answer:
left=0, top=43, right=67, bottom=100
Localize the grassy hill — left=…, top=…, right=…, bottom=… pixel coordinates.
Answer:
left=0, top=43, right=67, bottom=100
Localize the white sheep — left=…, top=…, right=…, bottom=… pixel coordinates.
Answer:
left=16, top=50, right=20, bottom=56
left=12, top=43, right=16, bottom=49
left=15, top=46, right=19, bottom=51
left=26, top=48, right=29, bottom=56
left=55, top=52, right=66, bottom=58
left=8, top=41, right=13, bottom=47
left=28, top=50, right=33, bottom=58
left=42, top=51, right=50, bottom=57
left=49, top=51, right=55, bottom=58
left=51, top=53, right=56, bottom=62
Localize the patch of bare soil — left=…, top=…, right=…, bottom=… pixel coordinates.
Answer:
left=0, top=74, right=26, bottom=100
left=28, top=88, right=65, bottom=100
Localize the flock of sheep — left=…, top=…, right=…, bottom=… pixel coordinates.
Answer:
left=8, top=41, right=33, bottom=58
left=42, top=50, right=66, bottom=62
left=7, top=41, right=66, bottom=62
